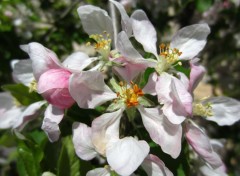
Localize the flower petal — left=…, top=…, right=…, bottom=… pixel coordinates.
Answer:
left=116, top=31, right=144, bottom=61
left=86, top=168, right=111, bottom=176
left=72, top=122, right=98, bottom=160
left=77, top=5, right=114, bottom=38
left=185, top=122, right=223, bottom=169
left=20, top=42, right=62, bottom=81
left=38, top=69, right=74, bottom=109
left=11, top=59, right=34, bottom=87
left=142, top=72, right=158, bottom=95
left=109, top=0, right=132, bottom=36
left=106, top=137, right=149, bottom=176
left=170, top=23, right=210, bottom=60
left=41, top=105, right=64, bottom=142
left=69, top=71, right=116, bottom=109
left=141, top=154, right=173, bottom=176
left=131, top=9, right=149, bottom=21
left=138, top=106, right=182, bottom=158
left=0, top=92, right=22, bottom=129
left=203, top=96, right=240, bottom=126
left=189, top=61, right=206, bottom=92
left=13, top=101, right=45, bottom=129
left=91, top=108, right=124, bottom=155
left=132, top=19, right=158, bottom=58
left=113, top=59, right=148, bottom=83
left=62, top=52, right=98, bottom=72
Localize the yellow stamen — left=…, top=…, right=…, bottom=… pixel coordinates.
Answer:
left=193, top=102, right=213, bottom=117
left=89, top=31, right=112, bottom=51
left=116, top=81, right=144, bottom=108
left=29, top=80, right=37, bottom=93
left=159, top=43, right=182, bottom=65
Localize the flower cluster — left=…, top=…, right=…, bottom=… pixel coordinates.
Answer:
left=1, top=0, right=240, bottom=175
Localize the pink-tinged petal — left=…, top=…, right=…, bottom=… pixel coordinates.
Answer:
left=13, top=101, right=45, bottom=129
left=170, top=24, right=210, bottom=60
left=77, top=5, right=113, bottom=38
left=62, top=52, right=98, bottom=72
left=72, top=122, right=97, bottom=160
left=203, top=96, right=240, bottom=126
left=156, top=72, right=190, bottom=124
left=162, top=103, right=186, bottom=125
left=113, top=59, right=148, bottom=83
left=38, top=69, right=74, bottom=109
left=91, top=109, right=124, bottom=155
left=69, top=71, right=116, bottom=109
left=189, top=61, right=206, bottom=92
left=86, top=168, right=111, bottom=176
left=156, top=73, right=172, bottom=103
left=185, top=122, right=223, bottom=169
left=20, top=42, right=62, bottom=81
left=106, top=137, right=149, bottom=176
left=142, top=72, right=158, bottom=95
left=132, top=19, right=158, bottom=58
left=11, top=59, right=34, bottom=86
left=109, top=0, right=132, bottom=37
left=199, top=165, right=227, bottom=176
left=170, top=76, right=193, bottom=116
left=41, top=105, right=64, bottom=142
left=177, top=72, right=189, bottom=90
left=141, top=154, right=173, bottom=176
left=138, top=106, right=182, bottom=158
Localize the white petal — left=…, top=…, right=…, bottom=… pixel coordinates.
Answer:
left=0, top=92, right=22, bottom=129
left=77, top=5, right=114, bottom=38
left=41, top=105, right=64, bottom=142
left=141, top=154, right=173, bottom=176
left=13, top=101, right=45, bottom=129
left=185, top=122, right=223, bottom=169
left=132, top=19, right=158, bottom=58
left=62, top=52, right=98, bottom=72
left=199, top=165, right=227, bottom=176
left=106, top=137, right=149, bottom=176
left=203, top=96, right=240, bottom=126
left=110, top=0, right=132, bottom=36
left=138, top=106, right=182, bottom=158
left=11, top=59, right=34, bottom=86
left=131, top=9, right=149, bottom=21
left=116, top=31, right=144, bottom=61
left=189, top=61, right=206, bottom=92
left=86, top=168, right=111, bottom=176
left=69, top=71, right=116, bottom=109
left=21, top=42, right=62, bottom=81
left=72, top=122, right=97, bottom=160
left=170, top=23, right=210, bottom=60
left=142, top=72, right=158, bottom=95
left=91, top=108, right=124, bottom=155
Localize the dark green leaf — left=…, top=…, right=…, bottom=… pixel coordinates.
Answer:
left=2, top=84, right=42, bottom=106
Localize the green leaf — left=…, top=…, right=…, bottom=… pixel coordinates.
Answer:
left=139, top=67, right=155, bottom=88
left=57, top=136, right=80, bottom=176
left=196, top=0, right=213, bottom=12
left=17, top=141, right=41, bottom=176
left=2, top=83, right=42, bottom=106
left=174, top=65, right=190, bottom=78
left=125, top=107, right=137, bottom=122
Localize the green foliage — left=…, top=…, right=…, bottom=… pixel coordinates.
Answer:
left=2, top=84, right=42, bottom=106
left=16, top=130, right=47, bottom=176
left=57, top=136, right=80, bottom=176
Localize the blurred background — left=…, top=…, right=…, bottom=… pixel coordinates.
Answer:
left=0, top=0, right=240, bottom=175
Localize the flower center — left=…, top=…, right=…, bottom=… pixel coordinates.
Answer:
left=29, top=80, right=37, bottom=93
left=87, top=31, right=111, bottom=59
left=116, top=81, right=144, bottom=108
left=159, top=43, right=182, bottom=65
left=193, top=102, right=213, bottom=117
